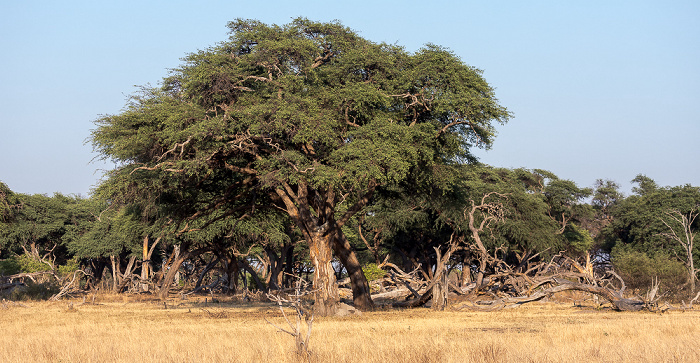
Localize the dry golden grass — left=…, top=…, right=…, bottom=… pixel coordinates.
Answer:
left=1, top=294, right=699, bottom=362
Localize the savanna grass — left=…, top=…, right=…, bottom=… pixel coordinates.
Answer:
left=1, top=295, right=698, bottom=362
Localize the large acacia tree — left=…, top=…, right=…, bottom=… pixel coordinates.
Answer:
left=91, top=18, right=510, bottom=314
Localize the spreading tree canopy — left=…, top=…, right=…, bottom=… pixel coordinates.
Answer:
left=91, top=18, right=511, bottom=314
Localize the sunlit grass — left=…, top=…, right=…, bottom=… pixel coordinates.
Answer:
left=1, top=295, right=698, bottom=362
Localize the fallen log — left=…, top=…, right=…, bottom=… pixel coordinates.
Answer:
left=454, top=278, right=648, bottom=312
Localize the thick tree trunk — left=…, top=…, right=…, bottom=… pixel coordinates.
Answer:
left=274, top=181, right=375, bottom=316
left=475, top=258, right=487, bottom=287
left=110, top=255, right=120, bottom=293
left=265, top=246, right=285, bottom=290
left=432, top=272, right=448, bottom=310
left=430, top=245, right=453, bottom=311
left=333, top=232, right=375, bottom=311
left=225, top=256, right=240, bottom=293
left=309, top=232, right=339, bottom=316
left=460, top=254, right=473, bottom=287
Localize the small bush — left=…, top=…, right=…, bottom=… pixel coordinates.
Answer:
left=363, top=263, right=386, bottom=282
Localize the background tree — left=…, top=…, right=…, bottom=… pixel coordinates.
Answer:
left=601, top=175, right=700, bottom=296
left=90, top=18, right=510, bottom=314
left=0, top=182, right=20, bottom=255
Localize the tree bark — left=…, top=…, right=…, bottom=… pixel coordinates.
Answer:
left=116, top=256, right=137, bottom=293
left=142, top=236, right=149, bottom=281
left=431, top=273, right=448, bottom=310
left=459, top=253, right=473, bottom=287
left=225, top=256, right=240, bottom=294
left=661, top=208, right=698, bottom=293
left=309, top=232, right=339, bottom=316
left=265, top=246, right=286, bottom=290
left=195, top=255, right=221, bottom=290
left=333, top=231, right=375, bottom=311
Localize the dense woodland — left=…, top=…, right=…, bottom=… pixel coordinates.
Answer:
left=1, top=19, right=698, bottom=314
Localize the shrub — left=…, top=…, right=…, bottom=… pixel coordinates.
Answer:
left=362, top=263, right=386, bottom=282
left=0, top=257, right=21, bottom=275
left=16, top=253, right=52, bottom=273
left=611, top=246, right=686, bottom=296
left=6, top=280, right=60, bottom=301
left=57, top=256, right=80, bottom=278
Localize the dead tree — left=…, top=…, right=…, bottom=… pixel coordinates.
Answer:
left=391, top=233, right=464, bottom=310
left=452, top=254, right=666, bottom=312
left=465, top=192, right=507, bottom=287
left=660, top=206, right=699, bottom=293
left=50, top=270, right=88, bottom=301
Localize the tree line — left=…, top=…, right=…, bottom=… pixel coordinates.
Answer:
left=1, top=19, right=698, bottom=313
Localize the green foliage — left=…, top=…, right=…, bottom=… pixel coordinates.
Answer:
left=0, top=181, right=19, bottom=226
left=16, top=253, right=52, bottom=273
left=0, top=256, right=21, bottom=275
left=592, top=179, right=622, bottom=216
left=0, top=253, right=79, bottom=278
left=362, top=263, right=386, bottom=282
left=562, top=224, right=594, bottom=255
left=0, top=191, right=98, bottom=267
left=68, top=206, right=144, bottom=258
left=92, top=17, right=510, bottom=211
left=57, top=256, right=80, bottom=278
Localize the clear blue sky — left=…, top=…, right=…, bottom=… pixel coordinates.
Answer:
left=1, top=0, right=698, bottom=196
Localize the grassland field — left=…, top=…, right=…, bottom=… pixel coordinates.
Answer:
left=1, top=293, right=699, bottom=363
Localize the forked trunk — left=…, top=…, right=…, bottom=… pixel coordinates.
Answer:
left=158, top=245, right=190, bottom=299
left=273, top=181, right=375, bottom=316
left=309, top=232, right=339, bottom=316
left=110, top=255, right=120, bottom=292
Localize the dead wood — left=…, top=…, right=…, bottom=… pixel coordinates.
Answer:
left=50, top=270, right=88, bottom=301
left=265, top=278, right=315, bottom=361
